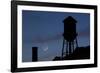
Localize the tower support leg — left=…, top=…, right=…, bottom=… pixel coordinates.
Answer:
left=76, top=38, right=78, bottom=48
left=69, top=42, right=71, bottom=54
left=62, top=39, right=65, bottom=58
left=66, top=41, right=68, bottom=56
left=72, top=41, right=74, bottom=53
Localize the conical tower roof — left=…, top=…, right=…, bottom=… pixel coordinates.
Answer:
left=63, top=16, right=77, bottom=23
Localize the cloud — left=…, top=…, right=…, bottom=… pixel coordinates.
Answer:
left=23, top=30, right=89, bottom=44
left=78, top=31, right=90, bottom=37
left=32, top=33, right=63, bottom=43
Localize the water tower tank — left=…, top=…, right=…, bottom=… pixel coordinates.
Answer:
left=63, top=16, right=77, bottom=41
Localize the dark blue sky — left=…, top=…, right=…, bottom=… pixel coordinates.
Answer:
left=22, top=10, right=90, bottom=62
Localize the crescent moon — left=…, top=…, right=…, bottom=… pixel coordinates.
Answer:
left=43, top=46, right=48, bottom=52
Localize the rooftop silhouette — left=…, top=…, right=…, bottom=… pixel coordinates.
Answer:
left=53, top=46, right=90, bottom=61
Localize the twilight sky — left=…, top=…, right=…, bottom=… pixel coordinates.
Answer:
left=22, top=10, right=90, bottom=62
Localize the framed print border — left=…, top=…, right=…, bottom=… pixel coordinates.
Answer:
left=11, top=1, right=97, bottom=72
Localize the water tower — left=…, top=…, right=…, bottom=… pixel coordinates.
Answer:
left=62, top=16, right=78, bottom=58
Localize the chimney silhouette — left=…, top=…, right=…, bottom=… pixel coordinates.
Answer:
left=32, top=47, right=38, bottom=62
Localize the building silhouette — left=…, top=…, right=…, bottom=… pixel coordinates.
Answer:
left=32, top=47, right=38, bottom=62
left=53, top=46, right=90, bottom=61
